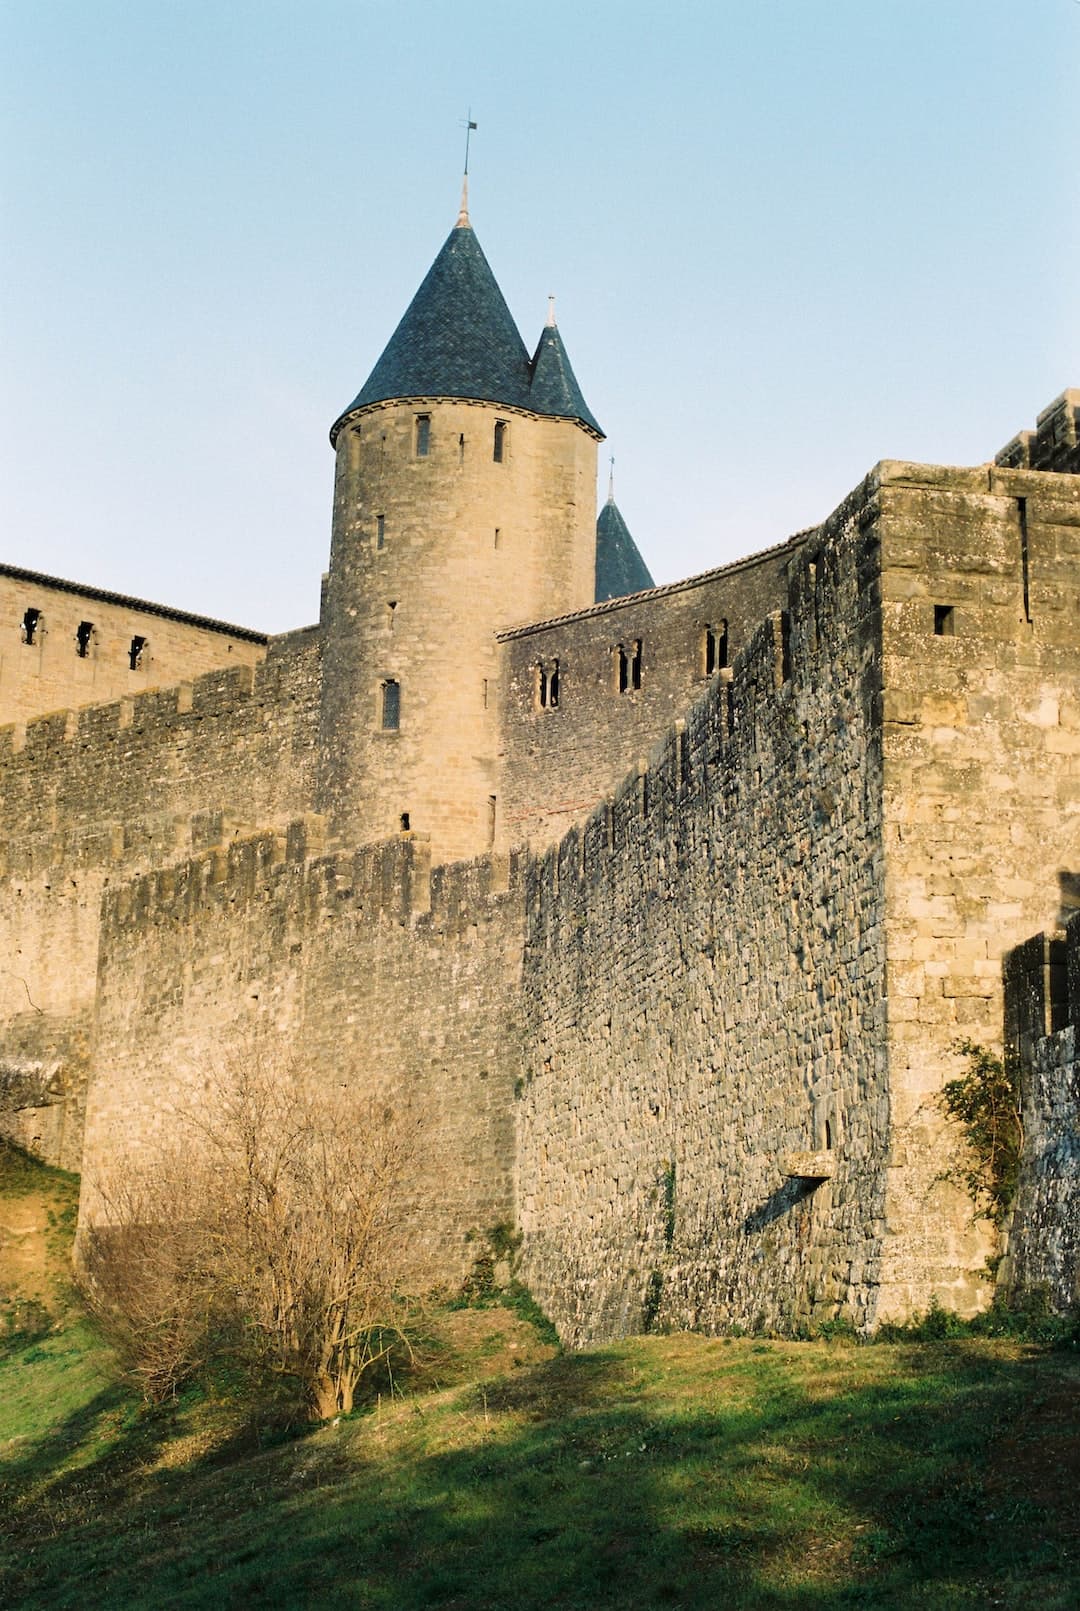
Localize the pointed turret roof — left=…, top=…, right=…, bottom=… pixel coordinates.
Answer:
left=595, top=491, right=655, bottom=603
left=529, top=321, right=603, bottom=436
left=331, top=209, right=602, bottom=441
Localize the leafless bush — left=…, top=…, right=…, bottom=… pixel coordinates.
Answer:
left=80, top=1060, right=421, bottom=1417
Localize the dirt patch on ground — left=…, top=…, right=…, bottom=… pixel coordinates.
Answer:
left=986, top=1357, right=1080, bottom=1542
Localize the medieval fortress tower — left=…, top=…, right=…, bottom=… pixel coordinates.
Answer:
left=2, top=195, right=1078, bottom=1337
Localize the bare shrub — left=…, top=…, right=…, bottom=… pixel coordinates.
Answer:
left=79, top=1146, right=220, bottom=1402
left=80, top=1060, right=421, bottom=1418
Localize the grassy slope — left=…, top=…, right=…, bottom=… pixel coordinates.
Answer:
left=2, top=1149, right=1078, bottom=1611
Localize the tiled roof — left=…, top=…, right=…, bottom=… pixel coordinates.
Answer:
left=0, top=562, right=268, bottom=643
left=331, top=224, right=602, bottom=441
left=594, top=498, right=655, bottom=602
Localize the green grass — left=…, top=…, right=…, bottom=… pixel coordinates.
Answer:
left=2, top=1149, right=1078, bottom=1609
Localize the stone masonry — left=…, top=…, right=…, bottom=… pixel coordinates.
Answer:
left=0, top=197, right=1077, bottom=1337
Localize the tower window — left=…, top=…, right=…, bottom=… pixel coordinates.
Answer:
left=493, top=420, right=507, bottom=463
left=376, top=514, right=385, bottom=549
left=934, top=604, right=955, bottom=637
left=494, top=527, right=501, bottom=549
left=76, top=621, right=94, bottom=658
left=615, top=640, right=642, bottom=693
left=386, top=601, right=397, bottom=632
left=535, top=658, right=560, bottom=711
left=129, top=634, right=147, bottom=670
left=381, top=678, right=401, bottom=730
left=703, top=621, right=728, bottom=676
left=21, top=607, right=41, bottom=645
left=415, top=415, right=430, bottom=457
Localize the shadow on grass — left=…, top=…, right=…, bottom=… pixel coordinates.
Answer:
left=0, top=1339, right=1076, bottom=1611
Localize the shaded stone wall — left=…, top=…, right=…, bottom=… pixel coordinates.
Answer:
left=498, top=541, right=802, bottom=852
left=80, top=828, right=525, bottom=1290
left=875, top=462, right=1080, bottom=1317
left=516, top=485, right=888, bottom=1343
left=1000, top=913, right=1080, bottom=1312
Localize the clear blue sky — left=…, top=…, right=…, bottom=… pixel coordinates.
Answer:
left=1, top=0, right=1077, bottom=632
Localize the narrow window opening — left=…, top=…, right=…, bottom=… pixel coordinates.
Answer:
left=459, top=432, right=465, bottom=464
left=76, top=621, right=94, bottom=658
left=128, top=634, right=147, bottom=670
left=1018, top=496, right=1031, bottom=623
left=376, top=514, right=385, bottom=549
left=381, top=678, right=400, bottom=730
left=493, top=420, right=506, bottom=462
left=535, top=660, right=560, bottom=711
left=399, top=812, right=410, bottom=831
left=494, top=527, right=501, bottom=549
left=21, top=607, right=41, bottom=645
left=824, top=1119, right=833, bottom=1151
left=704, top=620, right=729, bottom=676
left=630, top=639, right=642, bottom=690
left=780, top=611, right=792, bottom=681
left=487, top=795, right=497, bottom=846
left=482, top=678, right=489, bottom=710
left=415, top=414, right=430, bottom=457
left=933, top=604, right=955, bottom=637
left=386, top=601, right=397, bottom=632
left=615, top=643, right=628, bottom=693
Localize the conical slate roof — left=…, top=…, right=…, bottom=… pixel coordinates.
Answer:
left=595, top=496, right=655, bottom=603
left=529, top=323, right=603, bottom=436
left=331, top=218, right=602, bottom=441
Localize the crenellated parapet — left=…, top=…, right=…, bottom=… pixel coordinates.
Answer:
left=995, top=390, right=1080, bottom=475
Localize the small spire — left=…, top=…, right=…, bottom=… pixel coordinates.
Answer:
left=546, top=294, right=557, bottom=328
left=607, top=456, right=615, bottom=503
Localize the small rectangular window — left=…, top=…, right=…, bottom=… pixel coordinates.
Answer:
left=415, top=415, right=430, bottom=457
left=21, top=607, right=41, bottom=645
left=934, top=604, right=955, bottom=637
left=376, top=514, right=385, bottom=549
left=76, top=621, right=94, bottom=658
left=129, top=634, right=147, bottom=670
left=493, top=420, right=507, bottom=463
left=381, top=678, right=400, bottom=730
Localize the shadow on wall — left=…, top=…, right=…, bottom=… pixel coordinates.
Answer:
left=1058, top=870, right=1080, bottom=929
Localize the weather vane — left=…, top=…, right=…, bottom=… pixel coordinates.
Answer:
left=461, top=109, right=477, bottom=175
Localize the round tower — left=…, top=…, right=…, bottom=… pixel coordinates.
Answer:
left=317, top=196, right=603, bottom=863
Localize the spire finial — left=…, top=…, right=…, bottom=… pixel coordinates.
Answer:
left=607, top=455, right=615, bottom=503
left=546, top=294, right=556, bottom=328
left=456, top=109, right=477, bottom=226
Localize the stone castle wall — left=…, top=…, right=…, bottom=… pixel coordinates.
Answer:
left=874, top=461, right=1080, bottom=1316
left=999, top=912, right=1080, bottom=1311
left=0, top=564, right=267, bottom=728
left=515, top=482, right=888, bottom=1342
left=498, top=538, right=803, bottom=851
left=0, top=631, right=322, bottom=1168
left=79, top=826, right=525, bottom=1289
